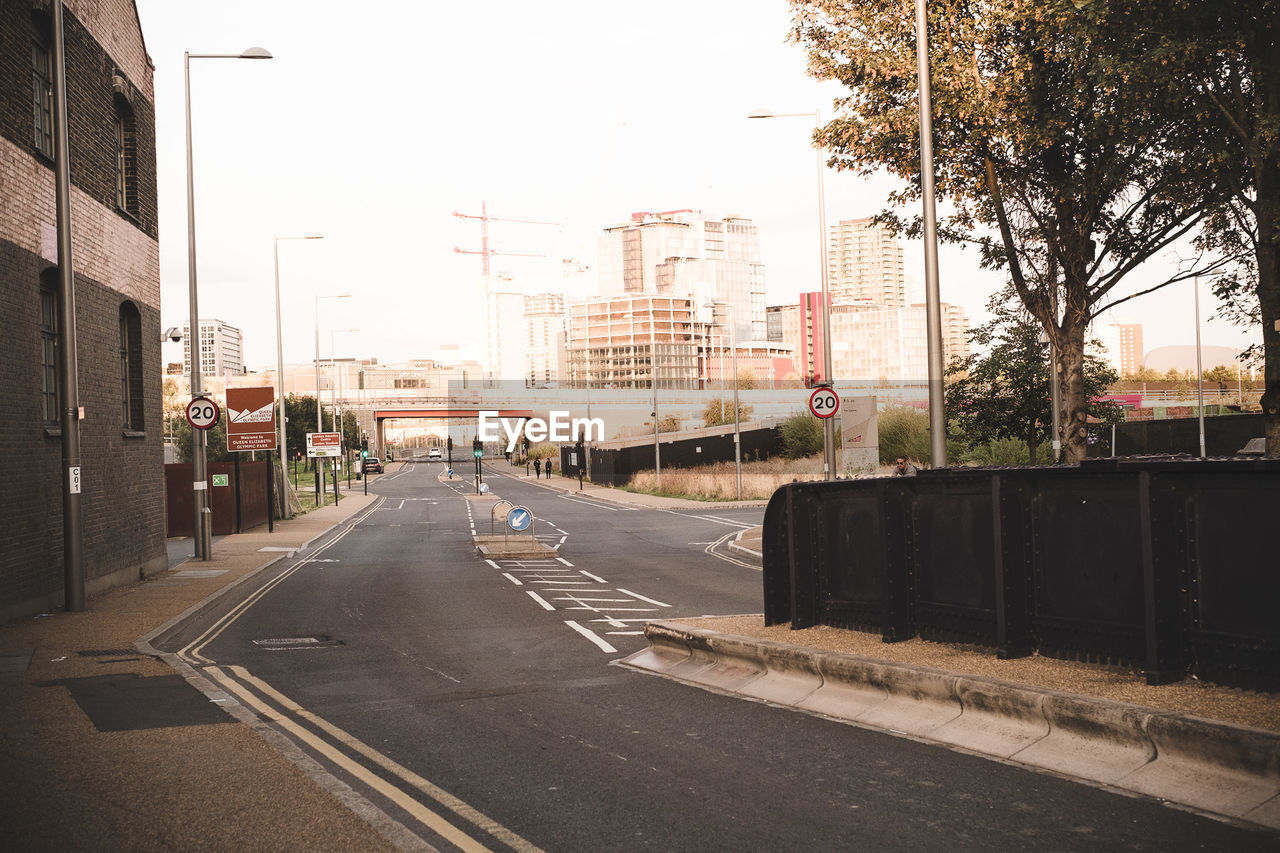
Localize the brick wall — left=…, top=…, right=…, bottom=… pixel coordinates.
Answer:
left=0, top=1, right=164, bottom=621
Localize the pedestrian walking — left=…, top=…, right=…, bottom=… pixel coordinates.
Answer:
left=546, top=459, right=554, bottom=478
left=534, top=459, right=542, bottom=479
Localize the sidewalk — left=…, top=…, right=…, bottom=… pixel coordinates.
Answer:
left=0, top=490, right=397, bottom=851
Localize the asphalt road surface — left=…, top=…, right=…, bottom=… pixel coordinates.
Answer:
left=156, top=461, right=1276, bottom=852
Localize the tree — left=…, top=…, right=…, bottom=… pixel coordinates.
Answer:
left=283, top=394, right=334, bottom=470
left=702, top=397, right=754, bottom=427
left=1122, top=367, right=1165, bottom=382
left=1131, top=0, right=1279, bottom=454
left=790, top=0, right=1223, bottom=463
left=878, top=406, right=932, bottom=465
left=945, top=293, right=1124, bottom=464
left=170, top=415, right=233, bottom=465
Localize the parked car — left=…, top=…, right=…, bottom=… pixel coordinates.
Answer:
left=428, top=447, right=442, bottom=460
left=363, top=456, right=383, bottom=474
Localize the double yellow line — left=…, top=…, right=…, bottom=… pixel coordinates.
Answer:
left=205, top=665, right=541, bottom=853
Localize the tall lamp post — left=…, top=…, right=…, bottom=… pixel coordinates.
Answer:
left=914, top=0, right=948, bottom=467
left=330, top=327, right=359, bottom=476
left=748, top=108, right=837, bottom=480
left=185, top=46, right=272, bottom=559
left=273, top=233, right=323, bottom=519
left=315, top=294, right=351, bottom=501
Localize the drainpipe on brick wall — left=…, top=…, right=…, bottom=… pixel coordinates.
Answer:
left=51, top=0, right=85, bottom=611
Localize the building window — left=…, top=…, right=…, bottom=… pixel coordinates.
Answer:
left=40, top=281, right=59, bottom=425
left=114, top=93, right=139, bottom=216
left=120, top=302, right=144, bottom=430
left=32, top=29, right=53, bottom=158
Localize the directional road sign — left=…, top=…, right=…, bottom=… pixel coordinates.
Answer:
left=507, top=505, right=532, bottom=532
left=226, top=386, right=277, bottom=452
left=186, top=397, right=221, bottom=430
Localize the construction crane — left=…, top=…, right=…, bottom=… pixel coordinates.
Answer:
left=453, top=201, right=558, bottom=276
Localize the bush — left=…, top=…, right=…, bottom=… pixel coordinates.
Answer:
left=779, top=413, right=824, bottom=459
left=961, top=437, right=1051, bottom=466
left=878, top=406, right=930, bottom=464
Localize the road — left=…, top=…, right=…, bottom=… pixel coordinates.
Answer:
left=155, top=461, right=1275, bottom=852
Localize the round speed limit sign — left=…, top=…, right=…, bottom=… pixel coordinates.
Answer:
left=185, top=397, right=221, bottom=430
left=808, top=387, right=840, bottom=419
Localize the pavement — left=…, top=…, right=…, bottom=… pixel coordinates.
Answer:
left=2, top=456, right=1276, bottom=848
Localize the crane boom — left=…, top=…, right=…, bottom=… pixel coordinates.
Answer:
left=453, top=200, right=558, bottom=276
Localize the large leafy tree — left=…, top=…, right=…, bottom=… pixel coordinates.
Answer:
left=1131, top=0, right=1278, bottom=454
left=946, top=292, right=1123, bottom=464
left=790, top=0, right=1224, bottom=462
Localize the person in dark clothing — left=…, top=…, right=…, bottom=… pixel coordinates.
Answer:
left=534, top=459, right=542, bottom=479
left=546, top=459, right=554, bottom=477
left=893, top=457, right=918, bottom=476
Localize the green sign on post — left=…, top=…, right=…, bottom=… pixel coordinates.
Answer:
left=211, top=474, right=229, bottom=487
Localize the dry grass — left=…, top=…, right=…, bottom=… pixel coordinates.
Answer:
left=625, top=456, right=894, bottom=501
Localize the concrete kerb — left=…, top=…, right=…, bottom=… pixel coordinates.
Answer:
left=621, top=620, right=1280, bottom=831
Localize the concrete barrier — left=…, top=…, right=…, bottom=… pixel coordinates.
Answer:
left=621, top=620, right=1280, bottom=831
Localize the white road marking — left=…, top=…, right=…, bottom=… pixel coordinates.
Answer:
left=556, top=557, right=574, bottom=567
left=564, top=620, right=617, bottom=653
left=616, top=588, right=671, bottom=608
left=485, top=559, right=501, bottom=569
left=526, top=591, right=556, bottom=611
left=579, top=570, right=607, bottom=583
left=502, top=573, right=523, bottom=586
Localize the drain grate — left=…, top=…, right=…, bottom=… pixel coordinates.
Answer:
left=77, top=648, right=136, bottom=657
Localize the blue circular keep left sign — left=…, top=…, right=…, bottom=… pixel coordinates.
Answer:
left=507, top=505, right=532, bottom=532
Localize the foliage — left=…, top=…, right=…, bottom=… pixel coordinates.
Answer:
left=736, top=371, right=760, bottom=390
left=283, top=395, right=336, bottom=467
left=169, top=414, right=233, bottom=465
left=962, top=437, right=1052, bottom=467
left=790, top=0, right=1225, bottom=462
left=944, top=292, right=1124, bottom=464
left=1122, top=367, right=1165, bottom=382
left=877, top=406, right=931, bottom=465
left=656, top=415, right=680, bottom=433
left=779, top=412, right=824, bottom=459
left=702, top=397, right=754, bottom=427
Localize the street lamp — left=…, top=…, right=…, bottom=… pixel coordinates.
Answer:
left=273, top=233, right=323, bottom=520
left=330, top=327, right=359, bottom=475
left=913, top=0, right=948, bottom=467
left=315, top=294, right=351, bottom=501
left=709, top=300, right=743, bottom=499
left=185, top=46, right=272, bottom=560
left=748, top=107, right=837, bottom=480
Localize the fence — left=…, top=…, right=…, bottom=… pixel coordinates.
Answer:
left=762, top=456, right=1280, bottom=689
left=561, top=424, right=782, bottom=487
left=165, top=461, right=271, bottom=537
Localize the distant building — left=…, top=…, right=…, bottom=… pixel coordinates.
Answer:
left=828, top=217, right=906, bottom=307
left=1093, top=323, right=1144, bottom=376
left=483, top=276, right=526, bottom=382
left=596, top=210, right=766, bottom=342
left=1, top=0, right=166, bottom=619
left=524, top=292, right=567, bottom=387
left=775, top=295, right=970, bottom=384
left=566, top=295, right=700, bottom=388
left=182, top=318, right=243, bottom=378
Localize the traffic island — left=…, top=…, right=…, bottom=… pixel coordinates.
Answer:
left=473, top=534, right=556, bottom=559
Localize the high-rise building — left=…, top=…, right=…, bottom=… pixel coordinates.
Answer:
left=566, top=295, right=699, bottom=388
left=483, top=276, right=526, bottom=382
left=776, top=296, right=970, bottom=383
left=1093, top=322, right=1144, bottom=377
left=828, top=217, right=906, bottom=306
left=596, top=210, right=765, bottom=342
left=524, top=292, right=567, bottom=387
left=182, top=319, right=243, bottom=378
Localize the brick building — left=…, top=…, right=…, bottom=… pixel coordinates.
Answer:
left=0, top=0, right=165, bottom=620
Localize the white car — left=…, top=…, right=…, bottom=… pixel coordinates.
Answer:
left=428, top=448, right=442, bottom=460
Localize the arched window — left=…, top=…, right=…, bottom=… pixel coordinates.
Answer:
left=40, top=270, right=60, bottom=426
left=113, top=81, right=138, bottom=217
left=120, top=301, right=143, bottom=430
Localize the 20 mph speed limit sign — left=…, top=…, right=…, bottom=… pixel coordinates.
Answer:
left=809, top=387, right=840, bottom=419
left=185, top=397, right=221, bottom=430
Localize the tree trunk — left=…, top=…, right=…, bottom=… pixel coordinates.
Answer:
left=1257, top=170, right=1280, bottom=457
left=1056, top=323, right=1090, bottom=464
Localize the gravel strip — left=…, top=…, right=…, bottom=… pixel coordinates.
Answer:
left=680, top=614, right=1280, bottom=732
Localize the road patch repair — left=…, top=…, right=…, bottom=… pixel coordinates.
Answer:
left=619, top=620, right=1280, bottom=832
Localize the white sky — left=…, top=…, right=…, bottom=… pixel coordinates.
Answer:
left=137, top=0, right=1259, bottom=372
